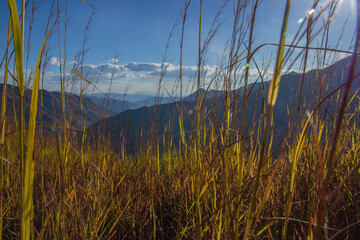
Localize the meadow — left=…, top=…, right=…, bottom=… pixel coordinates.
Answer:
left=0, top=0, right=359, bottom=239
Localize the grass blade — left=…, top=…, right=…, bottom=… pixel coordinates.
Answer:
left=0, top=16, right=12, bottom=240
left=7, top=0, right=25, bottom=239
left=267, top=0, right=292, bottom=107
left=23, top=23, right=55, bottom=240
left=243, top=1, right=292, bottom=239
left=7, top=0, right=24, bottom=95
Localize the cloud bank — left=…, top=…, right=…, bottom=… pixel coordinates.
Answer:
left=34, top=58, right=261, bottom=94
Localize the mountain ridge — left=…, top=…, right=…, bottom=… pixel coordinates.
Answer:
left=88, top=56, right=359, bottom=154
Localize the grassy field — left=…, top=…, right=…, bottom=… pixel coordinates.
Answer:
left=1, top=0, right=360, bottom=239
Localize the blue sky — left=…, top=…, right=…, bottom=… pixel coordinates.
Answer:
left=0, top=0, right=356, bottom=95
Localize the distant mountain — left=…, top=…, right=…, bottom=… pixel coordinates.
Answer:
left=184, top=88, right=223, bottom=102
left=88, top=56, right=359, bottom=154
left=0, top=84, right=114, bottom=130
left=84, top=95, right=137, bottom=116
left=134, top=96, right=181, bottom=107
left=85, top=93, right=180, bottom=113
left=87, top=93, right=154, bottom=103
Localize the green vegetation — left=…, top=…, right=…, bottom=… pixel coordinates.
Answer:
left=1, top=0, right=359, bottom=239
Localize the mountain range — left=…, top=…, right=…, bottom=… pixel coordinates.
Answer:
left=0, top=84, right=116, bottom=131
left=87, top=56, right=360, bottom=154
left=1, top=56, right=358, bottom=152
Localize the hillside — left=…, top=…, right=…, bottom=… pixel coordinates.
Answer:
left=85, top=94, right=137, bottom=115
left=88, top=56, right=359, bottom=154
left=0, top=84, right=115, bottom=130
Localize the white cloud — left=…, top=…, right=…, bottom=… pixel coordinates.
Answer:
left=86, top=64, right=98, bottom=69
left=0, top=57, right=274, bottom=94
left=138, top=73, right=149, bottom=79
left=107, top=58, right=119, bottom=64
left=38, top=60, right=230, bottom=94
left=49, top=57, right=60, bottom=66
left=69, top=60, right=79, bottom=65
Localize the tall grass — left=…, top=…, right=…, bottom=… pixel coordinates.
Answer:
left=0, top=16, right=12, bottom=240
left=7, top=0, right=55, bottom=239
left=7, top=1, right=25, bottom=238
left=0, top=0, right=359, bottom=239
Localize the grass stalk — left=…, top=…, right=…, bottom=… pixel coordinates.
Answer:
left=241, top=0, right=259, bottom=168
left=195, top=1, right=203, bottom=238
left=282, top=2, right=316, bottom=237
left=0, top=18, right=12, bottom=240
left=316, top=2, right=360, bottom=238
left=243, top=0, right=292, bottom=239
left=7, top=0, right=25, bottom=238
left=23, top=24, right=54, bottom=239
left=178, top=0, right=191, bottom=154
